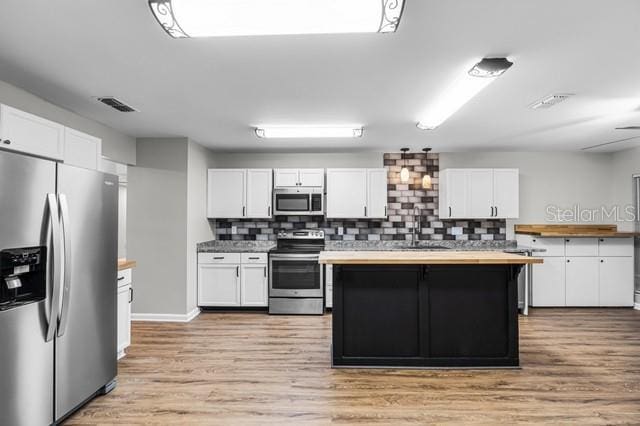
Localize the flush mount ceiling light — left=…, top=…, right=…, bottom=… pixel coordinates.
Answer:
left=148, top=0, right=405, bottom=38
left=417, top=57, right=513, bottom=130
left=400, top=148, right=410, bottom=183
left=255, top=126, right=364, bottom=139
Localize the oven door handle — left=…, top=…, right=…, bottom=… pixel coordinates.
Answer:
left=269, top=254, right=320, bottom=260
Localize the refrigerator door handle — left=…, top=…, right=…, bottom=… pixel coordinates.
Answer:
left=45, top=194, right=62, bottom=342
left=57, top=193, right=72, bottom=337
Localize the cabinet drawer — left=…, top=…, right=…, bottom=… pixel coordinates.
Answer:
left=117, top=268, right=132, bottom=287
left=526, top=236, right=565, bottom=257
left=241, top=253, right=268, bottom=264
left=198, top=252, right=242, bottom=264
left=565, top=238, right=598, bottom=256
left=598, top=238, right=633, bottom=257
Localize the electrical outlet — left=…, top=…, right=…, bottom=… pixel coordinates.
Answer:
left=231, top=226, right=237, bottom=235
left=337, top=227, right=344, bottom=235
left=451, top=227, right=463, bottom=235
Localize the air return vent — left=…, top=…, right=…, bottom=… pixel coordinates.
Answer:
left=96, top=97, right=138, bottom=112
left=529, top=94, right=573, bottom=109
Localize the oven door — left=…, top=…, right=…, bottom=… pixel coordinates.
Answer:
left=269, top=254, right=323, bottom=298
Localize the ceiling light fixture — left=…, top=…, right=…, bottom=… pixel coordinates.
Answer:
left=421, top=148, right=432, bottom=189
left=417, top=57, right=513, bottom=130
left=255, top=126, right=364, bottom=139
left=400, top=148, right=410, bottom=183
left=149, top=0, right=405, bottom=38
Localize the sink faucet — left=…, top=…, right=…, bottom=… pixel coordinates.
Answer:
left=412, top=206, right=422, bottom=247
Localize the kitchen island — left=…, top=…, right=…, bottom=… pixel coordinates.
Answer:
left=319, top=251, right=542, bottom=369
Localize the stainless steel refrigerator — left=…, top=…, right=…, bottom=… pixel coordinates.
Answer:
left=0, top=149, right=118, bottom=425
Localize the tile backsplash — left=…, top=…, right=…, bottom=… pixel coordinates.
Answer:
left=214, top=153, right=506, bottom=241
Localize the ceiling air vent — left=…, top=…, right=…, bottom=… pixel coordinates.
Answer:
left=96, top=97, right=138, bottom=112
left=529, top=94, right=573, bottom=109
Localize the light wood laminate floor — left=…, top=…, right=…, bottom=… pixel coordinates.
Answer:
left=66, top=309, right=640, bottom=425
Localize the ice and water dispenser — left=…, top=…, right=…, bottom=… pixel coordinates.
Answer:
left=0, top=247, right=46, bottom=311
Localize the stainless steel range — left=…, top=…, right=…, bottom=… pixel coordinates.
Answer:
left=269, top=229, right=325, bottom=315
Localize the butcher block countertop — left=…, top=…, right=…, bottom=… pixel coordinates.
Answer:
left=515, top=224, right=640, bottom=238
left=318, top=251, right=542, bottom=265
left=117, top=259, right=137, bottom=270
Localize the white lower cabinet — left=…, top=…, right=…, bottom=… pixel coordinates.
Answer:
left=599, top=257, right=634, bottom=306
left=198, top=252, right=267, bottom=307
left=116, top=268, right=132, bottom=360
left=519, top=235, right=635, bottom=307
left=531, top=257, right=566, bottom=307
left=565, top=257, right=599, bottom=306
left=240, top=264, right=268, bottom=306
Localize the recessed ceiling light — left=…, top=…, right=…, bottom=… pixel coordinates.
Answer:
left=255, top=126, right=364, bottom=139
left=149, top=0, right=405, bottom=38
left=416, top=57, right=513, bottom=130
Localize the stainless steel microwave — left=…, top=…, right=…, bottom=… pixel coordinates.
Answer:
left=273, top=188, right=324, bottom=216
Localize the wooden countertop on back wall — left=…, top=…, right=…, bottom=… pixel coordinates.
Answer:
left=515, top=224, right=640, bottom=238
left=318, top=251, right=542, bottom=265
left=118, top=259, right=137, bottom=271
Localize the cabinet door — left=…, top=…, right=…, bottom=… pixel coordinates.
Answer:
left=207, top=169, right=246, bottom=218
left=599, top=257, right=634, bottom=306
left=366, top=168, right=388, bottom=218
left=531, top=257, right=566, bottom=306
left=467, top=169, right=493, bottom=218
left=298, top=169, right=324, bottom=187
left=246, top=169, right=273, bottom=218
left=493, top=169, right=519, bottom=218
left=598, top=238, right=634, bottom=257
left=240, top=264, right=268, bottom=306
left=64, top=127, right=101, bottom=170
left=198, top=264, right=241, bottom=306
left=565, top=257, right=599, bottom=306
left=326, top=169, right=368, bottom=218
left=446, top=169, right=468, bottom=218
left=0, top=104, right=65, bottom=160
left=274, top=169, right=300, bottom=187
left=116, top=284, right=131, bottom=358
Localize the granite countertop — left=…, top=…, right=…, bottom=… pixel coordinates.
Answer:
left=319, top=250, right=543, bottom=265
left=323, top=240, right=545, bottom=253
left=197, top=240, right=276, bottom=253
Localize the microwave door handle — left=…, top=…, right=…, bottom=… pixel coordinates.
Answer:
left=45, top=194, right=62, bottom=342
left=57, top=193, right=72, bottom=337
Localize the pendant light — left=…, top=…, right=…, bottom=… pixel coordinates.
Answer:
left=400, top=148, right=410, bottom=183
left=422, top=148, right=432, bottom=189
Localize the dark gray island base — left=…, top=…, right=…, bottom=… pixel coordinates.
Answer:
left=320, top=250, right=541, bottom=369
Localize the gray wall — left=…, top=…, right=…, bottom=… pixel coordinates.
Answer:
left=0, top=79, right=136, bottom=164
left=128, top=138, right=188, bottom=315
left=209, top=152, right=383, bottom=168
left=440, top=152, right=615, bottom=238
left=186, top=140, right=216, bottom=313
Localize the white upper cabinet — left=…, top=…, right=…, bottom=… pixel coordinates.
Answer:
left=492, top=169, right=519, bottom=218
left=274, top=169, right=299, bottom=187
left=326, top=168, right=387, bottom=219
left=439, top=168, right=519, bottom=219
left=207, top=169, right=272, bottom=218
left=274, top=168, right=324, bottom=187
left=468, top=169, right=493, bottom=218
left=0, top=104, right=65, bottom=160
left=207, top=169, right=246, bottom=218
left=246, top=169, right=273, bottom=218
left=366, top=168, right=388, bottom=219
left=63, top=127, right=101, bottom=170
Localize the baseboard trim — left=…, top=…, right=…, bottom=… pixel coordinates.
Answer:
left=132, top=308, right=201, bottom=323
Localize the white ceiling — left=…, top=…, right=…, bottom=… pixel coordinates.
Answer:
left=0, top=0, right=639, bottom=153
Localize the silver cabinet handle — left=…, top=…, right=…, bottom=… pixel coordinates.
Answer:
left=495, top=206, right=498, bottom=217
left=45, top=194, right=62, bottom=342
left=384, top=205, right=387, bottom=216
left=2, top=139, right=11, bottom=145
left=57, top=193, right=72, bottom=337
left=264, top=266, right=267, bottom=277
left=236, top=266, right=239, bottom=277
left=213, top=256, right=224, bottom=260
left=268, top=206, right=271, bottom=216
left=117, top=276, right=125, bottom=281
left=242, top=206, right=246, bottom=217
left=364, top=206, right=367, bottom=217
left=249, top=256, right=259, bottom=260
left=129, top=287, right=134, bottom=303
left=449, top=206, right=452, bottom=216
